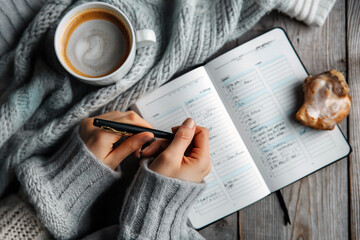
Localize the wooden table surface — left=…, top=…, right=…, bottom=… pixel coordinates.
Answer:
left=199, top=0, right=360, bottom=239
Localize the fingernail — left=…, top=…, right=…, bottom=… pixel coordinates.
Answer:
left=140, top=146, right=150, bottom=155
left=182, top=118, right=195, bottom=128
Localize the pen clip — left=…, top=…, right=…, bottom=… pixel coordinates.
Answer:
left=100, top=126, right=133, bottom=137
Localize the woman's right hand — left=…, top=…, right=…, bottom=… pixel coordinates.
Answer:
left=141, top=118, right=211, bottom=183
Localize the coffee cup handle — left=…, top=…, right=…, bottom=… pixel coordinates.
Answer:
left=135, top=29, right=156, bottom=48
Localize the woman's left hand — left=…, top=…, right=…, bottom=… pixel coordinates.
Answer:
left=79, top=111, right=155, bottom=169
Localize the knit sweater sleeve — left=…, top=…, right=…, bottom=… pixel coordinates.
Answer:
left=117, top=159, right=206, bottom=240
left=275, top=0, right=336, bottom=26
left=15, top=127, right=122, bottom=240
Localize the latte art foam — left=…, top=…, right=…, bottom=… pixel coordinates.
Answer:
left=61, top=9, right=131, bottom=78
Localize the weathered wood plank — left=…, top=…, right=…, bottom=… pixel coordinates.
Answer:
left=199, top=213, right=239, bottom=240
left=237, top=0, right=348, bottom=239
left=347, top=0, right=360, bottom=239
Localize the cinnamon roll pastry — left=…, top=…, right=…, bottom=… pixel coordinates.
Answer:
left=296, top=70, right=351, bottom=130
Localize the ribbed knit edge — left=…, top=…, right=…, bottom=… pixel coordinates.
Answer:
left=15, top=126, right=121, bottom=240
left=118, top=159, right=205, bottom=240
left=312, top=0, right=336, bottom=26
left=0, top=194, right=53, bottom=240
left=276, top=0, right=336, bottom=26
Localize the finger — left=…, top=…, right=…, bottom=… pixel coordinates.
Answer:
left=91, top=111, right=153, bottom=128
left=135, top=137, right=156, bottom=158
left=188, top=126, right=210, bottom=160
left=80, top=111, right=130, bottom=136
left=93, top=111, right=125, bottom=119
left=105, top=132, right=154, bottom=168
left=171, top=125, right=193, bottom=156
left=84, top=130, right=122, bottom=160
left=108, top=111, right=153, bottom=128
left=85, top=111, right=153, bottom=142
left=140, top=139, right=170, bottom=157
left=162, top=118, right=196, bottom=161
left=114, top=116, right=153, bottom=128
left=88, top=111, right=130, bottom=124
left=171, top=126, right=180, bottom=133
left=183, top=126, right=211, bottom=179
left=100, top=111, right=133, bottom=121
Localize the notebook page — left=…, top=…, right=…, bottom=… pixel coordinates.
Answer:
left=133, top=67, right=270, bottom=228
left=205, top=28, right=350, bottom=192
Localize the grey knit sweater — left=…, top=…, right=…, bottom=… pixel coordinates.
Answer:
left=16, top=127, right=205, bottom=239
left=0, top=0, right=336, bottom=239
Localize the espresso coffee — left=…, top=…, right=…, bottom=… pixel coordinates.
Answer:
left=61, top=8, right=131, bottom=78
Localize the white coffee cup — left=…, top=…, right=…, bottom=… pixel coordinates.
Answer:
left=54, top=2, right=156, bottom=86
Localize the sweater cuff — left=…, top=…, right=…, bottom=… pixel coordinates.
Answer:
left=118, top=159, right=206, bottom=240
left=276, top=0, right=336, bottom=26
left=16, top=126, right=121, bottom=240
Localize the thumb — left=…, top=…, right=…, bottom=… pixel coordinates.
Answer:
left=105, top=132, right=154, bottom=168
left=164, top=118, right=195, bottom=159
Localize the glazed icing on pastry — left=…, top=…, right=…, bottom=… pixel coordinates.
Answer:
left=296, top=70, right=351, bottom=130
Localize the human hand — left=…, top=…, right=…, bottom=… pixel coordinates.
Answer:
left=142, top=118, right=211, bottom=183
left=79, top=111, right=154, bottom=169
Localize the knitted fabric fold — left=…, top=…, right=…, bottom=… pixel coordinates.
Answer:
left=118, top=159, right=205, bottom=240
left=276, top=0, right=336, bottom=26
left=0, top=0, right=338, bottom=239
left=0, top=0, right=162, bottom=195
left=15, top=128, right=121, bottom=240
left=0, top=0, right=336, bottom=197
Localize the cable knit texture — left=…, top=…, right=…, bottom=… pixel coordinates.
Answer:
left=15, top=128, right=122, bottom=239
left=119, top=160, right=205, bottom=240
left=0, top=194, right=52, bottom=240
left=276, top=0, right=336, bottom=26
left=0, top=0, right=336, bottom=239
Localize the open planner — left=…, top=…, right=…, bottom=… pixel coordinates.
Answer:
left=132, top=28, right=351, bottom=228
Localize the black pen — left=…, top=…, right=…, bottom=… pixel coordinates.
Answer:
left=93, top=118, right=174, bottom=140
